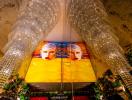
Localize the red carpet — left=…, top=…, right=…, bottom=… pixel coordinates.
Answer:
left=30, top=97, right=48, bottom=100
left=73, top=96, right=89, bottom=100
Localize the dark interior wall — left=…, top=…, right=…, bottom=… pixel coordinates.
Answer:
left=102, top=0, right=132, bottom=49
left=0, top=0, right=20, bottom=52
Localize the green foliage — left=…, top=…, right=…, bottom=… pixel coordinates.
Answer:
left=97, top=69, right=127, bottom=99
left=2, top=74, right=30, bottom=100
left=3, top=83, right=11, bottom=91
left=112, top=80, right=122, bottom=88
left=91, top=83, right=103, bottom=100
left=18, top=83, right=30, bottom=100
left=19, top=94, right=29, bottom=100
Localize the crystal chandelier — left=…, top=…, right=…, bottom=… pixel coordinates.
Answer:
left=67, top=0, right=132, bottom=94
left=0, top=0, right=60, bottom=87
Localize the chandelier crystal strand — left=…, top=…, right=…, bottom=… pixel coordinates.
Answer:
left=0, top=0, right=60, bottom=87
left=68, top=0, right=132, bottom=94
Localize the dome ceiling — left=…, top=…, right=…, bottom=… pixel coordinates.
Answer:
left=0, top=0, right=132, bottom=53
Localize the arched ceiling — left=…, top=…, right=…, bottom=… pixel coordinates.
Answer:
left=0, top=0, right=132, bottom=55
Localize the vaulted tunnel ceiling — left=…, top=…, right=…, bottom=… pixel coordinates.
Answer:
left=0, top=0, right=132, bottom=55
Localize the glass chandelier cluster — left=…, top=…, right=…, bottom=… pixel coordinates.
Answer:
left=0, top=0, right=60, bottom=87
left=67, top=0, right=132, bottom=94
